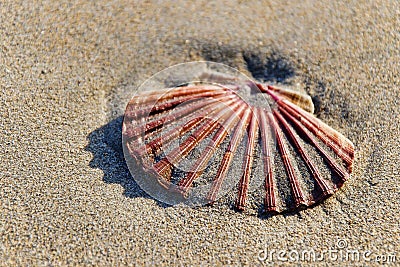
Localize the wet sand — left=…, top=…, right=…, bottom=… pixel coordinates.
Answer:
left=1, top=1, right=399, bottom=266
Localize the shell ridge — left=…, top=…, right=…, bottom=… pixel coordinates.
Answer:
left=258, top=108, right=278, bottom=212
left=236, top=109, right=259, bottom=210
left=268, top=111, right=307, bottom=208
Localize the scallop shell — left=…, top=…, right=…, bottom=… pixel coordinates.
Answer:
left=122, top=65, right=354, bottom=213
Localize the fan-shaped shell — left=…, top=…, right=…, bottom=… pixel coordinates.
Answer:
left=122, top=70, right=354, bottom=213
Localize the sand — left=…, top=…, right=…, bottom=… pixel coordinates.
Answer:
left=1, top=0, right=399, bottom=266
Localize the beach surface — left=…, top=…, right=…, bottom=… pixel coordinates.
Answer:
left=1, top=1, right=399, bottom=266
